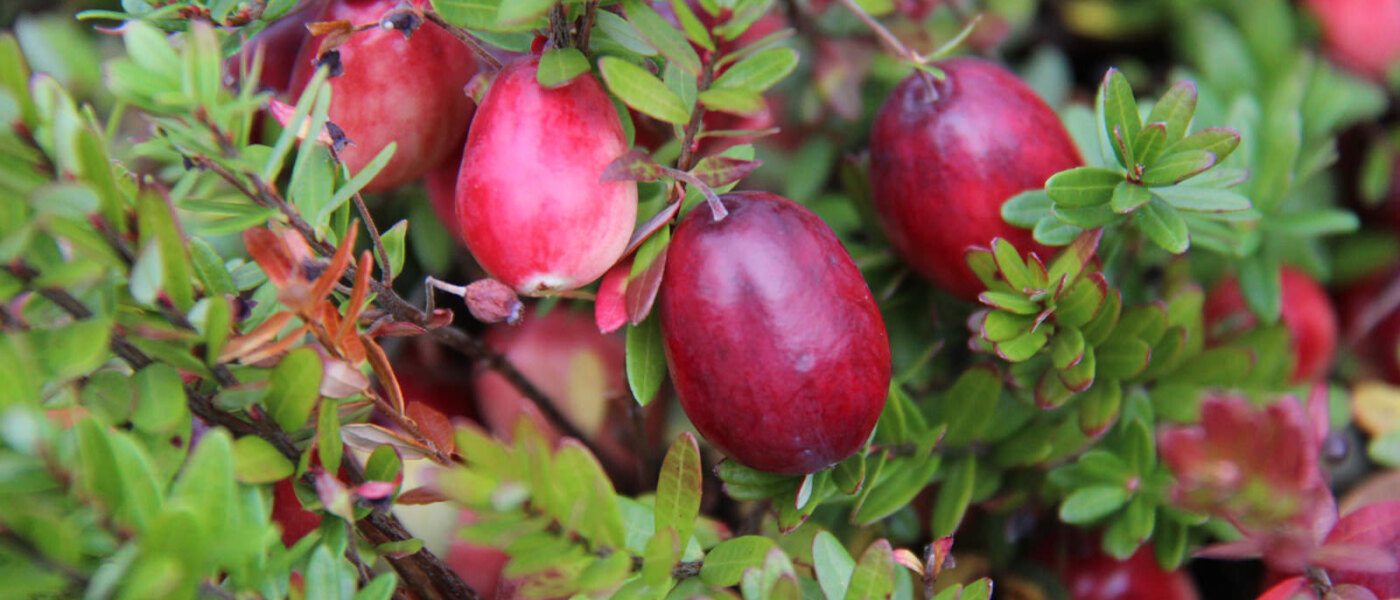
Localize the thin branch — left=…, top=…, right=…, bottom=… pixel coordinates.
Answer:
left=834, top=0, right=937, bottom=97
left=420, top=9, right=504, bottom=71
left=350, top=183, right=394, bottom=285
left=576, top=1, right=600, bottom=51
left=548, top=3, right=571, bottom=50
left=675, top=63, right=716, bottom=173
left=0, top=531, right=87, bottom=591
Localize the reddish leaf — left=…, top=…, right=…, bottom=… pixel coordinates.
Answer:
left=1193, top=538, right=1263, bottom=561
left=1324, top=500, right=1400, bottom=596
left=595, top=257, right=631, bottom=334
left=396, top=485, right=450, bottom=505
left=892, top=548, right=922, bottom=574
left=354, top=480, right=397, bottom=501
left=1310, top=543, right=1398, bottom=574
left=406, top=401, right=456, bottom=456
left=601, top=148, right=664, bottom=183
left=689, top=156, right=762, bottom=189
left=625, top=243, right=668, bottom=325
left=623, top=201, right=681, bottom=257
left=1256, top=577, right=1313, bottom=600
left=243, top=227, right=298, bottom=287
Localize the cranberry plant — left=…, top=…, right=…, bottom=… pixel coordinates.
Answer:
left=1, top=0, right=1398, bottom=599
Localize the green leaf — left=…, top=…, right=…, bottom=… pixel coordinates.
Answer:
left=322, top=142, right=396, bottom=227
left=1110, top=181, right=1152, bottom=214
left=655, top=433, right=702, bottom=549
left=812, top=531, right=857, bottom=600
left=599, top=56, right=692, bottom=125
left=1077, top=380, right=1123, bottom=436
left=1132, top=122, right=1168, bottom=167
left=668, top=0, right=715, bottom=51
left=832, top=452, right=867, bottom=495
left=131, top=363, right=188, bottom=434
left=712, top=47, right=798, bottom=93
left=379, top=219, right=407, bottom=278
left=317, top=398, right=342, bottom=477
left=365, top=445, right=402, bottom=483
left=1096, top=337, right=1151, bottom=380
left=852, top=454, right=940, bottom=526
left=937, top=366, right=1002, bottom=447
left=698, top=87, right=764, bottom=115
left=844, top=539, right=896, bottom=600
left=995, top=330, right=1049, bottom=362
left=233, top=435, right=294, bottom=484
left=642, top=528, right=679, bottom=587
left=1060, top=485, right=1129, bottom=524
left=1264, top=209, right=1359, bottom=236
left=1002, top=190, right=1053, bottom=228
left=267, top=347, right=322, bottom=431
left=1368, top=431, right=1400, bottom=466
left=930, top=455, right=976, bottom=538
left=1045, top=167, right=1123, bottom=208
left=1100, top=68, right=1141, bottom=167
left=700, top=536, right=776, bottom=586
left=991, top=237, right=1033, bottom=290
left=594, top=10, right=657, bottom=55
left=170, top=428, right=235, bottom=542
left=305, top=545, right=353, bottom=600
left=1239, top=254, right=1281, bottom=324
left=1034, top=216, right=1082, bottom=246
left=1145, top=80, right=1197, bottom=143
left=1051, top=327, right=1087, bottom=371
left=537, top=47, right=591, bottom=88
left=1135, top=197, right=1189, bottom=254
left=1154, top=185, right=1251, bottom=213
left=1164, top=127, right=1240, bottom=163
left=1140, top=150, right=1215, bottom=186
left=554, top=441, right=627, bottom=548
left=626, top=315, right=666, bottom=405
left=136, top=190, right=194, bottom=311
left=496, top=0, right=553, bottom=26
left=354, top=573, right=398, bottom=600
left=620, top=0, right=702, bottom=75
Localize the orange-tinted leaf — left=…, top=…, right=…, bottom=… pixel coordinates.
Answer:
left=406, top=401, right=455, bottom=456
left=362, top=335, right=403, bottom=414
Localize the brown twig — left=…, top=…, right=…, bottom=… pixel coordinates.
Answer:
left=420, top=8, right=504, bottom=71
left=834, top=0, right=937, bottom=97
left=576, top=1, right=600, bottom=51
left=548, top=3, right=571, bottom=50
left=675, top=63, right=717, bottom=174
left=348, top=181, right=394, bottom=285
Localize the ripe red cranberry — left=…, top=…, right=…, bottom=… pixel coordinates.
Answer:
left=868, top=57, right=1082, bottom=300
left=271, top=478, right=321, bottom=546
left=456, top=58, right=637, bottom=296
left=1301, top=0, right=1400, bottom=81
left=1203, top=267, right=1339, bottom=383
left=658, top=192, right=891, bottom=475
left=1337, top=269, right=1400, bottom=384
left=288, top=0, right=477, bottom=192
left=1034, top=532, right=1199, bottom=600
left=1057, top=546, right=1200, bottom=600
